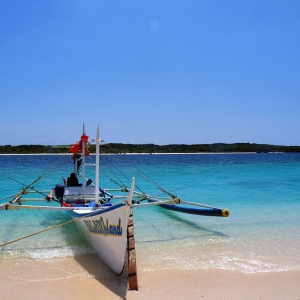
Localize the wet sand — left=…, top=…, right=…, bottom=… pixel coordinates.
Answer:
left=0, top=254, right=299, bottom=300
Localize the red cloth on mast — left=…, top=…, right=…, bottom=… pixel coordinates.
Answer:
left=69, top=143, right=80, bottom=154
left=69, top=134, right=90, bottom=156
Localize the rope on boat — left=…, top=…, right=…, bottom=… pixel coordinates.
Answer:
left=0, top=208, right=107, bottom=248
left=0, top=172, right=52, bottom=200
left=100, top=153, right=145, bottom=194
left=0, top=192, right=21, bottom=202
left=100, top=158, right=128, bottom=189
left=0, top=173, right=31, bottom=188
left=33, top=155, right=72, bottom=188
left=6, top=148, right=73, bottom=204
left=100, top=143, right=177, bottom=199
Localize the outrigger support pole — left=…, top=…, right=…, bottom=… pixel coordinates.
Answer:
left=127, top=209, right=138, bottom=290
left=126, top=177, right=138, bottom=290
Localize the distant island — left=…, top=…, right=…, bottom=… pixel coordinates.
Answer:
left=1, top=143, right=300, bottom=154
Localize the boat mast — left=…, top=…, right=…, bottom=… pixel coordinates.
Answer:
left=81, top=123, right=87, bottom=202
left=95, top=125, right=100, bottom=204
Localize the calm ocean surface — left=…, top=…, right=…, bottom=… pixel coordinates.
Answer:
left=0, top=153, right=300, bottom=273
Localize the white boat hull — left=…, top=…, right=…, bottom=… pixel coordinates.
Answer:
left=67, top=203, right=130, bottom=274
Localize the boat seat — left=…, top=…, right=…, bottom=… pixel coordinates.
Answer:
left=64, top=186, right=99, bottom=196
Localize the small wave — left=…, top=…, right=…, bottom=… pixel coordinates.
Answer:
left=0, top=246, right=95, bottom=261
left=138, top=253, right=300, bottom=274
left=28, top=246, right=95, bottom=259
left=199, top=255, right=298, bottom=273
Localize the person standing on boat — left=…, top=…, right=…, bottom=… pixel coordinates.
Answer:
left=67, top=173, right=79, bottom=186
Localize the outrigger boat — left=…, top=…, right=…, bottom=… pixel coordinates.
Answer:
left=0, top=125, right=229, bottom=289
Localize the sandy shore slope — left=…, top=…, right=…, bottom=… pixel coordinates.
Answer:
left=0, top=255, right=299, bottom=300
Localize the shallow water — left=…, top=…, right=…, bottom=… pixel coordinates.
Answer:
left=1, top=153, right=300, bottom=273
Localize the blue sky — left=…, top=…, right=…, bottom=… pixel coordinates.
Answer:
left=1, top=1, right=299, bottom=146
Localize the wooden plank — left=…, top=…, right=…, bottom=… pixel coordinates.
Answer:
left=127, top=224, right=134, bottom=238
left=127, top=216, right=133, bottom=227
left=127, top=210, right=138, bottom=290
left=128, top=273, right=138, bottom=290
left=128, top=236, right=135, bottom=250
left=128, top=250, right=137, bottom=275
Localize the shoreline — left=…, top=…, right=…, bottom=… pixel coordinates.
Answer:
left=0, top=152, right=281, bottom=156
left=0, top=255, right=299, bottom=299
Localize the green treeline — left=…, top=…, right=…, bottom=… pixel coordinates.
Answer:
left=1, top=143, right=300, bottom=154
left=0, top=145, right=70, bottom=154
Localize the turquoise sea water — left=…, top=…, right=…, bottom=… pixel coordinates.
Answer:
left=0, top=153, right=300, bottom=273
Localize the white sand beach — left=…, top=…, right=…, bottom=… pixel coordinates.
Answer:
left=1, top=255, right=299, bottom=300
